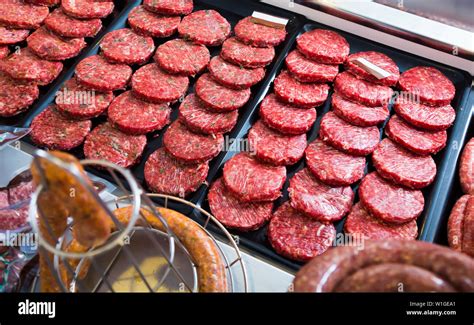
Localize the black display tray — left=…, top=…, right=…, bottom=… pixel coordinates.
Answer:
left=194, top=23, right=473, bottom=271
left=0, top=0, right=130, bottom=127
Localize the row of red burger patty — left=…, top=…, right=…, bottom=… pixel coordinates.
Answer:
left=0, top=0, right=117, bottom=117
left=207, top=27, right=457, bottom=262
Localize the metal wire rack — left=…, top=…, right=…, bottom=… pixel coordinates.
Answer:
left=28, top=150, right=248, bottom=292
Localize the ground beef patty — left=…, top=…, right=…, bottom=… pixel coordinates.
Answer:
left=45, top=8, right=102, bottom=38
left=0, top=0, right=49, bottom=29
left=144, top=148, right=209, bottom=198
left=334, top=71, right=393, bottom=107
left=0, top=26, right=29, bottom=45
left=345, top=51, right=400, bottom=87
left=76, top=55, right=132, bottom=92
left=319, top=111, right=380, bottom=156
left=296, top=29, right=349, bottom=64
left=373, top=138, right=437, bottom=189
left=331, top=92, right=389, bottom=127
left=154, top=39, right=210, bottom=76
left=274, top=70, right=329, bottom=108
left=29, top=105, right=92, bottom=150
left=0, top=46, right=8, bottom=59
left=208, top=56, right=265, bottom=90
left=459, top=138, right=474, bottom=194
left=24, top=0, right=59, bottom=6
left=55, top=77, right=114, bottom=120
left=305, top=138, right=366, bottom=186
left=195, top=73, right=251, bottom=112
left=447, top=195, right=473, bottom=255
left=132, top=63, right=189, bottom=103
left=259, top=93, right=316, bottom=135
left=208, top=178, right=273, bottom=231
left=393, top=99, right=456, bottom=131
left=61, top=0, right=115, bottom=19
left=221, top=37, right=275, bottom=69
left=128, top=5, right=181, bottom=38
left=289, top=168, right=354, bottom=222
left=27, top=27, right=87, bottom=61
left=0, top=48, right=63, bottom=86
left=100, top=28, right=155, bottom=65
left=178, top=10, right=231, bottom=47
left=83, top=122, right=147, bottom=168
left=163, top=120, right=223, bottom=164
left=268, top=202, right=336, bottom=262
left=108, top=91, right=171, bottom=135
left=223, top=152, right=286, bottom=202
left=344, top=202, right=418, bottom=240
left=398, top=66, right=455, bottom=106
left=0, top=73, right=39, bottom=117
left=178, top=94, right=238, bottom=135
left=234, top=16, right=287, bottom=48
left=359, top=172, right=424, bottom=224
left=143, top=0, right=193, bottom=16
left=285, top=50, right=339, bottom=83
left=385, top=115, right=447, bottom=155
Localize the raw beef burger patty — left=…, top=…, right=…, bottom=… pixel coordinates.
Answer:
left=296, top=29, right=349, bottom=64
left=0, top=26, right=29, bottom=45
left=372, top=138, right=437, bottom=189
left=285, top=50, right=339, bottom=83
left=274, top=70, right=329, bottom=108
left=319, top=112, right=380, bottom=156
left=75, top=55, right=132, bottom=92
left=331, top=92, right=389, bottom=127
left=143, top=0, right=193, bottom=16
left=289, top=168, right=354, bottom=222
left=248, top=120, right=307, bottom=166
left=30, top=105, right=91, bottom=150
left=27, top=27, right=86, bottom=61
left=61, top=0, right=114, bottom=19
left=45, top=8, right=102, bottom=38
left=163, top=120, right=223, bottom=164
left=459, top=138, right=474, bottom=194
left=385, top=115, right=447, bottom=155
left=345, top=51, right=400, bottom=86
left=178, top=10, right=231, bottom=47
left=132, top=63, right=189, bottom=103
left=195, top=73, right=250, bottom=111
left=208, top=178, right=273, bottom=231
left=178, top=94, right=238, bottom=135
left=359, top=172, right=425, bottom=224
left=268, top=202, right=336, bottom=262
left=398, top=66, right=455, bottom=106
left=259, top=94, right=316, bottom=135
left=55, top=77, right=114, bottom=120
left=223, top=152, right=286, bottom=202
left=154, top=39, right=210, bottom=76
left=305, top=138, right=366, bottom=186
left=144, top=148, right=209, bottom=197
left=344, top=202, right=418, bottom=240
left=128, top=5, right=181, bottom=38
left=208, top=56, right=265, bottom=90
left=0, top=46, right=8, bottom=59
left=0, top=73, right=39, bottom=117
left=83, top=122, right=147, bottom=168
left=0, top=0, right=49, bottom=29
left=108, top=91, right=171, bottom=135
left=0, top=48, right=63, bottom=85
left=334, top=71, right=393, bottom=107
left=100, top=28, right=155, bottom=65
left=234, top=16, right=287, bottom=47
left=394, top=99, right=456, bottom=131
left=447, top=195, right=474, bottom=257
left=221, top=37, right=275, bottom=69
left=24, top=0, right=59, bottom=6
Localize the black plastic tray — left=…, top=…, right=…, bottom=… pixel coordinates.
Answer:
left=194, top=23, right=473, bottom=271
left=0, top=0, right=130, bottom=127
left=20, top=0, right=304, bottom=214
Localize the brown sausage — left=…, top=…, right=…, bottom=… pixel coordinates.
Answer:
left=293, top=240, right=474, bottom=292
left=460, top=137, right=474, bottom=194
